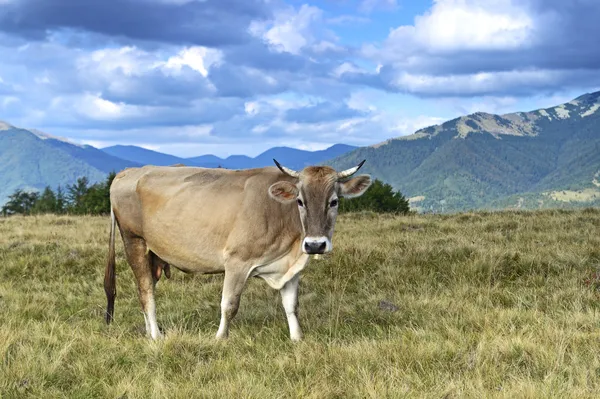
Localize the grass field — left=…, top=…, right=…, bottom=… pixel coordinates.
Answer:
left=1, top=209, right=600, bottom=398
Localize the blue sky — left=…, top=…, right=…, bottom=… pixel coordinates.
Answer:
left=1, top=0, right=599, bottom=157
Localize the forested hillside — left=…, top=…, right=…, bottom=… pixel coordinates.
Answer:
left=329, top=92, right=600, bottom=212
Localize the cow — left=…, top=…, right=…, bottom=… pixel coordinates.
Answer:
left=104, top=160, right=372, bottom=341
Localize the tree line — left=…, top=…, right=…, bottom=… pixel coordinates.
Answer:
left=1, top=173, right=116, bottom=216
left=1, top=174, right=409, bottom=216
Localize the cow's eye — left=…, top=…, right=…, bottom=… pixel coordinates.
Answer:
left=330, top=199, right=338, bottom=208
left=297, top=199, right=304, bottom=207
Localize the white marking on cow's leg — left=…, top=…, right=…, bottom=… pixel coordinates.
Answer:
left=144, top=296, right=161, bottom=340
left=143, top=313, right=151, bottom=335
left=216, top=271, right=248, bottom=340
left=124, top=235, right=163, bottom=340
left=280, top=274, right=302, bottom=341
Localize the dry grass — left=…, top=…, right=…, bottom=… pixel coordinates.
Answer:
left=1, top=209, right=600, bottom=398
left=548, top=189, right=600, bottom=202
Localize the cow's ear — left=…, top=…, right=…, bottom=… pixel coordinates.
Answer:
left=338, top=175, right=372, bottom=198
left=269, top=181, right=299, bottom=203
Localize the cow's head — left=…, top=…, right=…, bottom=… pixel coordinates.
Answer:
left=269, top=159, right=372, bottom=255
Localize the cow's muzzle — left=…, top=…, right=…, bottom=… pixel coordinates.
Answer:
left=302, top=237, right=331, bottom=255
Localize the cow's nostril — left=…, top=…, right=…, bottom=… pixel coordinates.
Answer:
left=304, top=240, right=327, bottom=254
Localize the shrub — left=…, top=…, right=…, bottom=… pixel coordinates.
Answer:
left=339, top=179, right=410, bottom=214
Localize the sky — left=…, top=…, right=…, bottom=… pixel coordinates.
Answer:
left=1, top=0, right=600, bottom=158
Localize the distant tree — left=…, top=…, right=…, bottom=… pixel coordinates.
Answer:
left=1, top=189, right=39, bottom=216
left=100, top=172, right=116, bottom=213
left=55, top=186, right=67, bottom=214
left=80, top=172, right=115, bottom=215
left=339, top=179, right=410, bottom=214
left=32, top=186, right=60, bottom=214
left=67, top=172, right=115, bottom=215
left=67, top=177, right=90, bottom=213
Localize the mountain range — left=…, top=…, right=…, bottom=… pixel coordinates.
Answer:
left=2, top=91, right=599, bottom=212
left=102, top=143, right=356, bottom=170
left=0, top=123, right=138, bottom=204
left=0, top=121, right=356, bottom=204
left=328, top=91, right=600, bottom=212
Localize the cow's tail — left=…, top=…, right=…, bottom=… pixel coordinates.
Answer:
left=104, top=206, right=117, bottom=324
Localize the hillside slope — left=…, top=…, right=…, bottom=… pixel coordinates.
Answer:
left=329, top=92, right=600, bottom=212
left=0, top=124, right=138, bottom=204
left=102, top=145, right=189, bottom=167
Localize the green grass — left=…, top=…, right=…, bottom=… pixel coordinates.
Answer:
left=1, top=209, right=600, bottom=398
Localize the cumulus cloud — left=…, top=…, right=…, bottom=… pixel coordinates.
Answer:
left=360, top=0, right=600, bottom=96
left=75, top=46, right=220, bottom=105
left=383, top=0, right=533, bottom=56
left=251, top=4, right=322, bottom=55
left=250, top=3, right=343, bottom=57
left=163, top=47, right=223, bottom=77
left=388, top=69, right=600, bottom=97
left=284, top=102, right=367, bottom=123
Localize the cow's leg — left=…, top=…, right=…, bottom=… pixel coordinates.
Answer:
left=280, top=274, right=302, bottom=341
left=216, top=270, right=248, bottom=339
left=122, top=234, right=161, bottom=340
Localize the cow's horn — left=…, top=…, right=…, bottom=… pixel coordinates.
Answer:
left=337, top=160, right=366, bottom=179
left=273, top=159, right=300, bottom=178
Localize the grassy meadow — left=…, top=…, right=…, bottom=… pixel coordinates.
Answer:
left=1, top=209, right=600, bottom=398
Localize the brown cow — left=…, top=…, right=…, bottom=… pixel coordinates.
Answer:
left=104, top=160, right=371, bottom=340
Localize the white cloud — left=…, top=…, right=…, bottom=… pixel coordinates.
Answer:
left=80, top=47, right=149, bottom=77
left=311, top=40, right=345, bottom=53
left=365, top=0, right=534, bottom=65
left=332, top=62, right=368, bottom=78
left=410, top=0, right=532, bottom=51
left=71, top=124, right=214, bottom=148
left=390, top=69, right=561, bottom=96
left=250, top=4, right=323, bottom=55
left=162, top=46, right=222, bottom=77
left=244, top=101, right=260, bottom=115
left=78, top=45, right=222, bottom=80
left=388, top=115, right=446, bottom=135
left=450, top=96, right=519, bottom=115
left=73, top=93, right=131, bottom=120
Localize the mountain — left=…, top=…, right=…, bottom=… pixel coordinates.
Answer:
left=102, top=145, right=190, bottom=167
left=328, top=91, right=600, bottom=212
left=32, top=132, right=135, bottom=174
left=102, top=143, right=358, bottom=169
left=185, top=154, right=225, bottom=168
left=251, top=144, right=357, bottom=170
left=0, top=123, right=139, bottom=204
left=220, top=155, right=255, bottom=169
